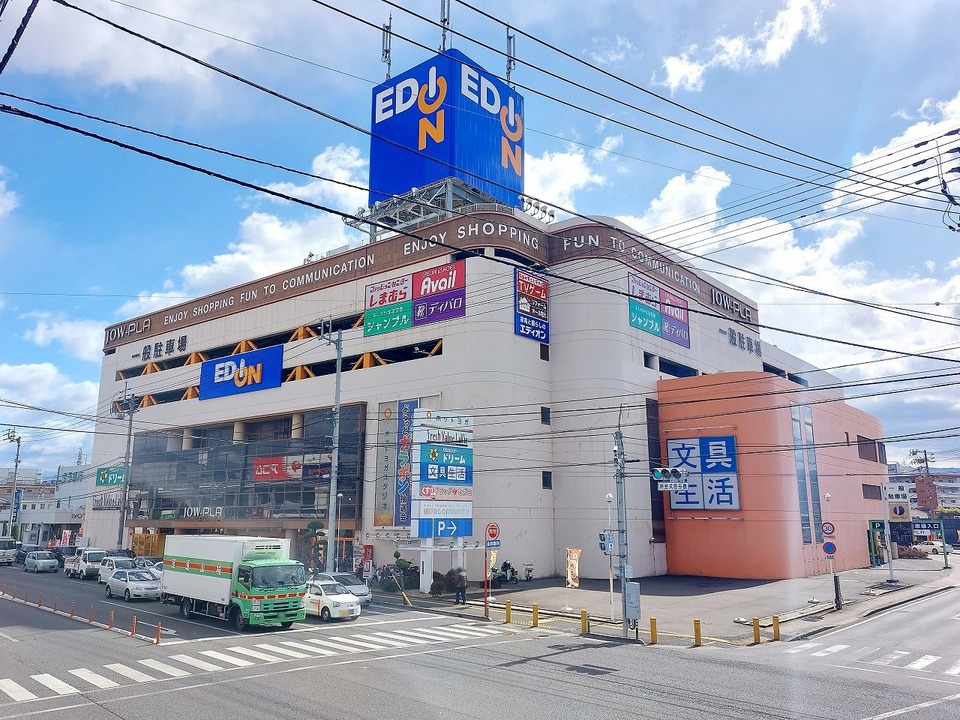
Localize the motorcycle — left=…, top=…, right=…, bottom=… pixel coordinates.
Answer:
left=490, top=561, right=519, bottom=585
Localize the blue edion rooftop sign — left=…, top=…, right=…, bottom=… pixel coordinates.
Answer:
left=369, top=49, right=524, bottom=207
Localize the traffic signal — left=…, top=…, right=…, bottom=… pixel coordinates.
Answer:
left=598, top=532, right=607, bottom=553
left=651, top=467, right=687, bottom=480
left=598, top=530, right=615, bottom=555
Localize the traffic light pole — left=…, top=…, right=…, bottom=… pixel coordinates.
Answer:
left=614, top=431, right=628, bottom=639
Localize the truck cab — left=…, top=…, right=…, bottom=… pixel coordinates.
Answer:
left=65, top=548, right=107, bottom=579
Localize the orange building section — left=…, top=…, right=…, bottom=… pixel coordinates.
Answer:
left=657, top=372, right=887, bottom=580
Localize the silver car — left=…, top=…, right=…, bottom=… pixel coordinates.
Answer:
left=314, top=572, right=373, bottom=606
left=105, top=569, right=161, bottom=602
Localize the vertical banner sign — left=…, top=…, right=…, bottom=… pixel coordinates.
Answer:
left=566, top=547, right=581, bottom=588
left=666, top=436, right=740, bottom=510
left=394, top=399, right=419, bottom=527
left=362, top=544, right=374, bottom=575
left=410, top=409, right=474, bottom=538
left=627, top=272, right=691, bottom=349
left=365, top=260, right=466, bottom=337
left=514, top=267, right=549, bottom=342
left=374, top=402, right=399, bottom=526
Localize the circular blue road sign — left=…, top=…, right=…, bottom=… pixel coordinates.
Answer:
left=823, top=541, right=837, bottom=555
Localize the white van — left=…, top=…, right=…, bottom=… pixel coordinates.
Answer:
left=0, top=537, right=17, bottom=565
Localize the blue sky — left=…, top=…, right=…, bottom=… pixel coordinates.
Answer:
left=1, top=0, right=959, bottom=477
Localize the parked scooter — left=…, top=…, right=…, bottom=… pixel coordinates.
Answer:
left=490, top=560, right=519, bottom=585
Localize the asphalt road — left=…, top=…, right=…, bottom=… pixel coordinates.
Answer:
left=4, top=586, right=960, bottom=719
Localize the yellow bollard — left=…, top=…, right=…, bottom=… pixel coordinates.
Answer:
left=693, top=618, right=702, bottom=647
left=532, top=603, right=539, bottom=628
left=505, top=600, right=512, bottom=624
left=580, top=609, right=589, bottom=635
left=650, top=617, right=658, bottom=645
left=752, top=617, right=761, bottom=645
left=130, top=615, right=137, bottom=637
left=155, top=621, right=162, bottom=645
left=772, top=615, right=780, bottom=642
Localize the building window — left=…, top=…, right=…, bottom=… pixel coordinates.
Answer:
left=857, top=435, right=879, bottom=462
left=541, top=407, right=551, bottom=425
left=540, top=343, right=549, bottom=361
left=862, top=484, right=882, bottom=500
left=646, top=398, right=666, bottom=542
left=659, top=358, right=698, bottom=378
left=791, top=405, right=812, bottom=544
left=803, top=407, right=823, bottom=543
left=541, top=471, right=552, bottom=489
left=644, top=352, right=657, bottom=370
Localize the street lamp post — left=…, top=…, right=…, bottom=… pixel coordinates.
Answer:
left=320, top=322, right=342, bottom=575
left=4, top=429, right=22, bottom=538
left=115, top=392, right=139, bottom=550
left=336, top=492, right=343, bottom=571
left=605, top=493, right=614, bottom=622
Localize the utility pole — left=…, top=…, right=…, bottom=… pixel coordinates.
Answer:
left=4, top=429, right=21, bottom=537
left=613, top=430, right=628, bottom=638
left=115, top=391, right=139, bottom=549
left=320, top=321, right=343, bottom=574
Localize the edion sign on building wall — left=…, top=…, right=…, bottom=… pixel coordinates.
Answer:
left=369, top=49, right=524, bottom=206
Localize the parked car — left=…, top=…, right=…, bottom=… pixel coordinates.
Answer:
left=98, top=556, right=135, bottom=583
left=51, top=545, right=78, bottom=568
left=149, top=561, right=164, bottom=580
left=314, top=571, right=373, bottom=606
left=14, top=544, right=40, bottom=564
left=107, top=548, right=136, bottom=559
left=304, top=579, right=361, bottom=622
left=24, top=551, right=59, bottom=573
left=912, top=540, right=952, bottom=555
left=64, top=548, right=108, bottom=579
left=104, top=568, right=161, bottom=602
left=133, top=556, right=163, bottom=570
left=0, top=537, right=17, bottom=565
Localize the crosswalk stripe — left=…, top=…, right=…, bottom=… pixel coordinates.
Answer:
left=871, top=651, right=910, bottom=666
left=420, top=626, right=492, bottom=638
left=224, top=646, right=283, bottom=662
left=389, top=629, right=454, bottom=642
left=255, top=644, right=310, bottom=659
left=31, top=674, right=78, bottom=695
left=68, top=668, right=120, bottom=689
left=351, top=633, right=410, bottom=648
left=944, top=661, right=960, bottom=676
left=450, top=624, right=503, bottom=635
left=198, top=651, right=254, bottom=667
left=169, top=654, right=224, bottom=672
left=369, top=631, right=432, bottom=645
left=138, top=659, right=191, bottom=678
left=328, top=637, right=390, bottom=651
left=811, top=645, right=849, bottom=657
left=399, top=627, right=480, bottom=640
left=905, top=655, right=941, bottom=671
left=0, top=679, right=38, bottom=702
left=304, top=638, right=363, bottom=653
left=783, top=642, right=820, bottom=654
left=104, top=663, right=156, bottom=683
left=279, top=641, right=338, bottom=656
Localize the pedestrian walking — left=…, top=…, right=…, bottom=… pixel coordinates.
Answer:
left=455, top=568, right=468, bottom=604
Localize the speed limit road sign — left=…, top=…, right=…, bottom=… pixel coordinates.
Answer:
left=821, top=521, right=835, bottom=536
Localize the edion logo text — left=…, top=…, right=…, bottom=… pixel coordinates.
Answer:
left=213, top=358, right=263, bottom=388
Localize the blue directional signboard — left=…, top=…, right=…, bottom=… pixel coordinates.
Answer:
left=410, top=409, right=474, bottom=538
left=514, top=267, right=549, bottom=343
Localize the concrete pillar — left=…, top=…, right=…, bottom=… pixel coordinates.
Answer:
left=233, top=422, right=245, bottom=444
left=292, top=414, right=304, bottom=439
left=181, top=429, right=193, bottom=450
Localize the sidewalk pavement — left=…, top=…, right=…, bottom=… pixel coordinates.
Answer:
left=375, top=556, right=958, bottom=646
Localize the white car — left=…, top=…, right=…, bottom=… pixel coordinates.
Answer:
left=98, top=556, right=135, bottom=583
left=913, top=540, right=952, bottom=555
left=304, top=580, right=361, bottom=622
left=314, top=572, right=373, bottom=606
left=105, top=569, right=161, bottom=601
left=149, top=561, right=164, bottom=580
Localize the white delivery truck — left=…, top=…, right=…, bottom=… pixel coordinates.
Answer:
left=161, top=535, right=307, bottom=630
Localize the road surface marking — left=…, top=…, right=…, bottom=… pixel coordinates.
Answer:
left=403, top=626, right=484, bottom=640
left=811, top=645, right=849, bottom=657
left=860, top=691, right=960, bottom=719
left=279, top=641, right=338, bottom=656
left=168, top=654, right=224, bottom=672
left=450, top=624, right=504, bottom=635
left=104, top=663, right=156, bottom=683
left=303, top=638, right=363, bottom=653
left=0, top=679, right=37, bottom=701
left=224, top=646, right=283, bottom=662
left=31, top=674, right=78, bottom=695
left=0, top=632, right=19, bottom=643
left=198, top=651, right=254, bottom=667
left=368, top=631, right=432, bottom=645
left=350, top=633, right=410, bottom=648
left=783, top=642, right=820, bottom=654
left=254, top=644, right=310, bottom=659
left=904, top=655, right=941, bottom=671
left=389, top=629, right=454, bottom=642
left=423, top=626, right=497, bottom=638
left=68, top=668, right=119, bottom=689
left=327, top=636, right=391, bottom=651
left=138, top=659, right=191, bottom=678
left=871, top=651, right=910, bottom=666
left=944, top=661, right=960, bottom=676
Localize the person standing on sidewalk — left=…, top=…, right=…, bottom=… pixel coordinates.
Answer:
left=455, top=568, right=468, bottom=604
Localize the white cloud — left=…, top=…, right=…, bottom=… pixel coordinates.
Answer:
left=22, top=314, right=105, bottom=363
left=591, top=135, right=624, bottom=162
left=657, top=0, right=830, bottom=93
left=263, top=144, right=368, bottom=211
left=0, top=167, right=20, bottom=218
left=589, top=36, right=636, bottom=66
left=525, top=149, right=607, bottom=213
